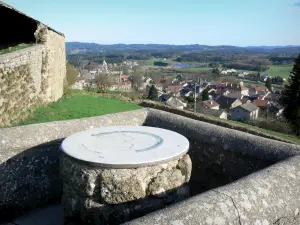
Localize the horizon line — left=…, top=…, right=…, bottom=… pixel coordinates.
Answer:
left=66, top=41, right=300, bottom=48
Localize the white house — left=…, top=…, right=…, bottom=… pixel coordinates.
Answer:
left=198, top=108, right=228, bottom=120
left=166, top=97, right=187, bottom=110
left=230, top=103, right=259, bottom=121
left=221, top=69, right=237, bottom=75
left=240, top=86, right=249, bottom=96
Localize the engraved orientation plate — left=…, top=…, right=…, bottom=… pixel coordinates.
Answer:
left=60, top=126, right=189, bottom=168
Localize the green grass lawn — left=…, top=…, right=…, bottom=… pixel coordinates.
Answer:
left=15, top=92, right=141, bottom=126
left=265, top=65, right=293, bottom=78
left=0, top=44, right=34, bottom=55
left=142, top=58, right=176, bottom=67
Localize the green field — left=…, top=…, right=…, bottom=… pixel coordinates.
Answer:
left=142, top=58, right=176, bottom=67
left=15, top=92, right=141, bottom=126
left=265, top=65, right=293, bottom=78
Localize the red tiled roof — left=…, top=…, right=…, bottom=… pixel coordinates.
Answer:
left=253, top=99, right=268, bottom=107
left=216, top=82, right=233, bottom=87
left=255, top=86, right=267, bottom=92
left=202, top=100, right=220, bottom=108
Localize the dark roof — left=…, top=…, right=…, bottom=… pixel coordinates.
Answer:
left=270, top=102, right=284, bottom=110
left=264, top=93, right=281, bottom=102
left=0, top=1, right=64, bottom=37
left=79, top=69, right=94, bottom=79
left=241, top=96, right=250, bottom=104
left=239, top=103, right=259, bottom=112
left=227, top=92, right=242, bottom=99
left=216, top=95, right=240, bottom=109
left=198, top=108, right=227, bottom=117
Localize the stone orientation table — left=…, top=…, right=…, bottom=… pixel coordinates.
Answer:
left=60, top=126, right=192, bottom=224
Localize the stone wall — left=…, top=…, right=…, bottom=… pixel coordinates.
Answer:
left=0, top=29, right=66, bottom=126
left=144, top=109, right=300, bottom=196
left=1, top=108, right=300, bottom=224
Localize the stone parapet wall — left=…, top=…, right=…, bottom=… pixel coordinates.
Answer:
left=0, top=109, right=300, bottom=223
left=128, top=155, right=300, bottom=225
left=0, top=29, right=66, bottom=126
left=140, top=101, right=296, bottom=144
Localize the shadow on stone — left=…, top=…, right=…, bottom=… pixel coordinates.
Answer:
left=65, top=184, right=190, bottom=225
left=0, top=139, right=64, bottom=223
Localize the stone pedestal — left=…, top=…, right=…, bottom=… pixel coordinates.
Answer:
left=59, top=126, right=191, bottom=224
left=60, top=154, right=191, bottom=224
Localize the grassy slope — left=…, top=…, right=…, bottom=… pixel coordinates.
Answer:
left=15, top=92, right=141, bottom=126
left=265, top=65, right=293, bottom=78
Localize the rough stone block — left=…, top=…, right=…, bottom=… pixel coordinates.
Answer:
left=60, top=154, right=192, bottom=223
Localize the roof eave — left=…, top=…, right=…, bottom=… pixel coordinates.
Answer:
left=0, top=1, right=65, bottom=37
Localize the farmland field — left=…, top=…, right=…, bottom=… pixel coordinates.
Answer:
left=265, top=65, right=293, bottom=78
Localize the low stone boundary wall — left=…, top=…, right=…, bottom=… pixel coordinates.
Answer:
left=127, top=155, right=300, bottom=224
left=144, top=109, right=300, bottom=197
left=140, top=100, right=296, bottom=144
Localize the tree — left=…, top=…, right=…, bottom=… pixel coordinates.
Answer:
left=202, top=88, right=209, bottom=101
left=211, top=67, right=220, bottom=80
left=94, top=73, right=113, bottom=93
left=280, top=54, right=300, bottom=136
left=257, top=72, right=261, bottom=82
left=160, top=76, right=168, bottom=92
left=154, top=61, right=168, bottom=67
left=148, top=85, right=158, bottom=100
left=128, top=70, right=143, bottom=91
left=176, top=74, right=185, bottom=83
left=265, top=77, right=272, bottom=92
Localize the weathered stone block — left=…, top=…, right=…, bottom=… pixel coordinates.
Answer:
left=60, top=154, right=192, bottom=223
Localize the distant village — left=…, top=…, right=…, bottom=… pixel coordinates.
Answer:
left=71, top=60, right=284, bottom=123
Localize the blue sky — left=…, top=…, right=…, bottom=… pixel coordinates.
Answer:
left=4, top=0, right=300, bottom=46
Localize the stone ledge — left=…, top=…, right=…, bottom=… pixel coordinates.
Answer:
left=126, top=156, right=300, bottom=225
left=140, top=101, right=297, bottom=144
left=0, top=109, right=147, bottom=153
left=0, top=45, right=44, bottom=63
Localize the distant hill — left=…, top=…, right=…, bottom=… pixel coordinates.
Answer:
left=65, top=42, right=300, bottom=56
left=66, top=42, right=242, bottom=53
left=245, top=45, right=300, bottom=49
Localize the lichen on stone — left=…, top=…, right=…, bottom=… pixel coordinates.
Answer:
left=34, top=23, right=48, bottom=44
